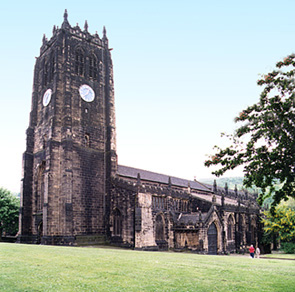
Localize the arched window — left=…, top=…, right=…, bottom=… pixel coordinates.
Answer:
left=113, top=208, right=122, bottom=236
left=155, top=214, right=165, bottom=241
left=75, top=48, right=84, bottom=76
left=227, top=215, right=234, bottom=241
left=240, top=215, right=246, bottom=244
left=89, top=54, right=98, bottom=79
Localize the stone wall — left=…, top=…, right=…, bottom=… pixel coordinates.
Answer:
left=135, top=192, right=157, bottom=249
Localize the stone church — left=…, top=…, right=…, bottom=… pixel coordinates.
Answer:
left=18, top=11, right=261, bottom=254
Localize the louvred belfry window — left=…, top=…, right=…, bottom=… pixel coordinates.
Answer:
left=89, top=54, right=97, bottom=79
left=75, top=48, right=84, bottom=76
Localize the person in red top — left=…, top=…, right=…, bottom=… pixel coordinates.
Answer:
left=249, top=245, right=255, bottom=258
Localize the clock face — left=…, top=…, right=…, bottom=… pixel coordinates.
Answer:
left=79, top=84, right=95, bottom=102
left=43, top=89, right=52, bottom=107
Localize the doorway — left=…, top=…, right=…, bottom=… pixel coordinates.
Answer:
left=208, top=222, right=217, bottom=255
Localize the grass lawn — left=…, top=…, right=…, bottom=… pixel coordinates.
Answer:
left=261, top=251, right=295, bottom=259
left=0, top=243, right=294, bottom=292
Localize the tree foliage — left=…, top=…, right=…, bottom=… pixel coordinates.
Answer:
left=262, top=205, right=295, bottom=243
left=0, top=187, right=19, bottom=236
left=205, top=54, right=295, bottom=213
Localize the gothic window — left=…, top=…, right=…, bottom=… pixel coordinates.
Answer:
left=75, top=48, right=85, bottom=76
left=113, top=208, right=122, bottom=236
left=227, top=215, right=234, bottom=241
left=155, top=214, right=165, bottom=241
left=89, top=54, right=98, bottom=79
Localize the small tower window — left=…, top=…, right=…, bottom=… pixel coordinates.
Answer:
left=89, top=54, right=98, bottom=79
left=84, top=133, right=90, bottom=147
left=75, top=48, right=84, bottom=76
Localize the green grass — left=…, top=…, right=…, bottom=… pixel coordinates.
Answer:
left=0, top=243, right=294, bottom=292
left=262, top=252, right=295, bottom=259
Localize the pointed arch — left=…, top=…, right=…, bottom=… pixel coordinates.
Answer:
left=155, top=213, right=165, bottom=241
left=208, top=222, right=218, bottom=255
left=227, top=214, right=235, bottom=241
left=113, top=208, right=122, bottom=236
left=75, top=47, right=85, bottom=76
left=89, top=53, right=98, bottom=79
left=240, top=214, right=246, bottom=244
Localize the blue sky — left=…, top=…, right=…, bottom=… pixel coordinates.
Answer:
left=1, top=0, right=295, bottom=193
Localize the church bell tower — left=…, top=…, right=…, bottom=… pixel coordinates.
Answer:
left=18, top=10, right=117, bottom=245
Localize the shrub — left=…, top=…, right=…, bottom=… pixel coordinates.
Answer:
left=281, top=242, right=295, bottom=254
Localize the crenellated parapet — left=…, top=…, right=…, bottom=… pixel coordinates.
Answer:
left=40, top=9, right=108, bottom=56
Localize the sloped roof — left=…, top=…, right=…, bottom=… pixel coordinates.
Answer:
left=191, top=192, right=238, bottom=206
left=177, top=213, right=205, bottom=225
left=117, top=165, right=211, bottom=193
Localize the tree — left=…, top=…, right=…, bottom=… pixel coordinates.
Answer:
left=0, top=187, right=19, bottom=236
left=205, top=54, right=295, bottom=213
left=262, top=201, right=295, bottom=253
left=263, top=205, right=295, bottom=242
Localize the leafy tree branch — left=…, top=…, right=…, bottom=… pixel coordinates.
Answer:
left=205, top=54, right=295, bottom=213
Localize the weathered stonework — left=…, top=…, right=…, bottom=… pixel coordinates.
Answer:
left=135, top=193, right=156, bottom=249
left=19, top=11, right=262, bottom=254
left=18, top=11, right=115, bottom=245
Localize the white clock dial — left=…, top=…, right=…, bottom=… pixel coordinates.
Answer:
left=43, top=89, right=52, bottom=107
left=79, top=84, right=95, bottom=102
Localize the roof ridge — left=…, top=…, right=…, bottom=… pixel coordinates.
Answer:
left=117, top=165, right=212, bottom=193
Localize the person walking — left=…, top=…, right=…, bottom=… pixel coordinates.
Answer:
left=256, top=246, right=260, bottom=259
left=249, top=245, right=255, bottom=258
